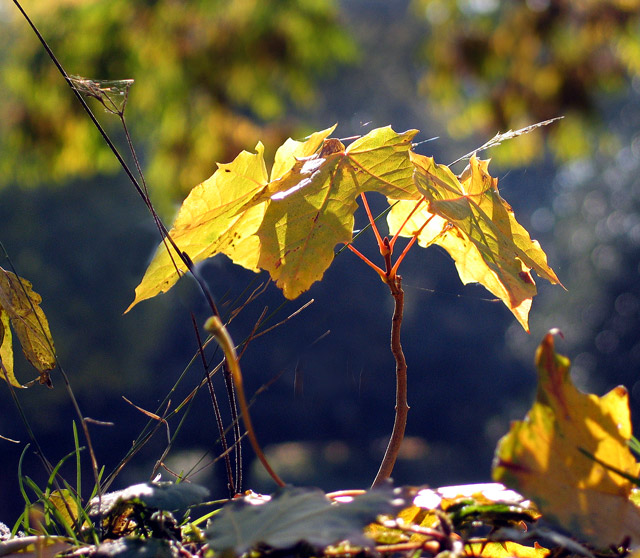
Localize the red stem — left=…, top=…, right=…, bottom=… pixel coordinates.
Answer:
left=390, top=213, right=435, bottom=277
left=359, top=193, right=387, bottom=255
left=346, top=244, right=387, bottom=281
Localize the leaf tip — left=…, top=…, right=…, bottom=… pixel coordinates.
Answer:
left=540, top=328, right=564, bottom=350
left=123, top=298, right=139, bottom=315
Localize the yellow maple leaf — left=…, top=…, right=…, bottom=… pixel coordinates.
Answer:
left=127, top=125, right=420, bottom=309
left=126, top=126, right=336, bottom=311
left=255, top=127, right=419, bottom=298
left=388, top=154, right=562, bottom=331
left=493, top=331, right=640, bottom=548
left=0, top=310, right=17, bottom=387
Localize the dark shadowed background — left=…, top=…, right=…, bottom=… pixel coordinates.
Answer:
left=1, top=0, right=640, bottom=523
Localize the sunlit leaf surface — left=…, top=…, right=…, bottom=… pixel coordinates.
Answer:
left=128, top=126, right=418, bottom=308
left=493, top=331, right=640, bottom=548
left=89, top=481, right=209, bottom=516
left=388, top=154, right=562, bottom=331
left=466, top=541, right=549, bottom=558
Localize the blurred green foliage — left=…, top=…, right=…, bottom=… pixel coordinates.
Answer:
left=412, top=0, right=640, bottom=165
left=0, top=0, right=356, bottom=212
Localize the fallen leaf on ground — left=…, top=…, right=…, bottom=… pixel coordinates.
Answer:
left=465, top=541, right=549, bottom=558
left=206, top=485, right=405, bottom=556
left=493, top=331, right=640, bottom=548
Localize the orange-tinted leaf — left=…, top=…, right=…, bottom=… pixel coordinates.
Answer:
left=493, top=331, right=640, bottom=548
left=388, top=155, right=562, bottom=331
left=0, top=268, right=55, bottom=387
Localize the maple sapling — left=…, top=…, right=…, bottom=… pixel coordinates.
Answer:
left=126, top=122, right=563, bottom=487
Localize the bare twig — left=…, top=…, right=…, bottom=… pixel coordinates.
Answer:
left=250, top=299, right=314, bottom=341
left=121, top=397, right=174, bottom=479
left=228, top=282, right=269, bottom=325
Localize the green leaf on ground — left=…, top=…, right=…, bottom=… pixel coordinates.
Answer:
left=206, top=485, right=405, bottom=555
left=90, top=481, right=209, bottom=517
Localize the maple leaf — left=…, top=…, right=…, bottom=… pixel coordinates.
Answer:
left=127, top=126, right=419, bottom=309
left=126, top=126, right=336, bottom=311
left=0, top=268, right=56, bottom=387
left=492, top=331, right=640, bottom=548
left=254, top=126, right=419, bottom=298
left=387, top=154, right=562, bottom=331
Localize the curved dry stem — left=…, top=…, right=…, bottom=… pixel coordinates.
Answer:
left=204, top=316, right=286, bottom=487
left=191, top=315, right=236, bottom=497
left=371, top=275, right=409, bottom=487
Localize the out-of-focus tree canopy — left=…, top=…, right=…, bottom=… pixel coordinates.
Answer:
left=0, top=0, right=356, bottom=210
left=412, top=0, right=640, bottom=165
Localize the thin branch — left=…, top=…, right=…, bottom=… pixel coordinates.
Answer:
left=346, top=244, right=386, bottom=281
left=122, top=397, right=171, bottom=442
left=228, top=282, right=269, bottom=325
left=371, top=275, right=409, bottom=487
left=390, top=213, right=436, bottom=277
left=334, top=203, right=397, bottom=257
left=359, top=193, right=386, bottom=253
left=388, top=198, right=424, bottom=251
left=220, top=305, right=276, bottom=494
left=11, top=0, right=222, bottom=321
left=224, top=361, right=243, bottom=492
left=250, top=299, right=314, bottom=341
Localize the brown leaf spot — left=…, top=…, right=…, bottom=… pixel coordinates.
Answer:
left=519, top=271, right=534, bottom=284
left=319, top=138, right=345, bottom=157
